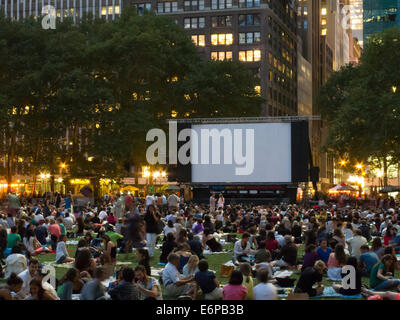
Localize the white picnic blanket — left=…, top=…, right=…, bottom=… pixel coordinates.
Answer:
left=273, top=270, right=293, bottom=278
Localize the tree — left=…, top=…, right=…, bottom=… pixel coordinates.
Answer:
left=0, top=7, right=263, bottom=198
left=317, top=27, right=400, bottom=186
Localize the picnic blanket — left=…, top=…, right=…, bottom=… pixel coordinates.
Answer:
left=273, top=270, right=293, bottom=278
left=203, top=250, right=230, bottom=255
left=311, top=286, right=362, bottom=299
left=66, top=240, right=79, bottom=246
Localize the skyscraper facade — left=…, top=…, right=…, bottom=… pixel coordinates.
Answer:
left=363, top=0, right=400, bottom=44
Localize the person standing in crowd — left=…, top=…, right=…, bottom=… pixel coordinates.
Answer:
left=167, top=192, right=180, bottom=212
left=7, top=192, right=20, bottom=228
left=144, top=205, right=160, bottom=258
left=209, top=193, right=217, bottom=213
left=217, top=193, right=225, bottom=210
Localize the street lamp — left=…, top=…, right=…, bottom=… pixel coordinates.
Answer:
left=355, top=163, right=363, bottom=170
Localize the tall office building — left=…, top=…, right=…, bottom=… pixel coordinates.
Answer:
left=349, top=0, right=363, bottom=46
left=297, top=0, right=351, bottom=190
left=0, top=0, right=299, bottom=117
left=363, top=0, right=400, bottom=44
left=155, top=0, right=299, bottom=117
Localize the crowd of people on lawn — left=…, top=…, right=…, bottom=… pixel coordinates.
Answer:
left=1, top=190, right=400, bottom=300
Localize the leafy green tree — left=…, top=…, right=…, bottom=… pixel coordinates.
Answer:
left=318, top=27, right=400, bottom=186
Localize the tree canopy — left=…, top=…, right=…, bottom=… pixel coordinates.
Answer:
left=0, top=8, right=263, bottom=193
left=317, top=27, right=400, bottom=185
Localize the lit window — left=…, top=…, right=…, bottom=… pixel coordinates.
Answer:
left=238, top=49, right=261, bottom=62
left=211, top=33, right=233, bottom=45
left=192, top=34, right=205, bottom=46
left=321, top=28, right=327, bottom=36
left=211, top=34, right=218, bottom=45
left=321, top=8, right=327, bottom=15
left=321, top=18, right=326, bottom=25
left=211, top=51, right=232, bottom=61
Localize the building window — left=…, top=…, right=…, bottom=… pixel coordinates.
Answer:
left=211, top=15, right=232, bottom=27
left=184, top=17, right=205, bottom=29
left=211, top=33, right=233, bottom=45
left=157, top=2, right=178, bottom=13
left=238, top=14, right=260, bottom=26
left=184, top=0, right=204, bottom=11
left=239, top=0, right=260, bottom=8
left=238, top=49, right=261, bottom=62
left=192, top=34, right=205, bottom=46
left=102, top=5, right=121, bottom=15
left=238, top=32, right=260, bottom=44
left=211, top=51, right=233, bottom=61
left=135, top=3, right=151, bottom=14
left=211, top=0, right=232, bottom=10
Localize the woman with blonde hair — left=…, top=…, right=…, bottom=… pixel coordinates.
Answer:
left=182, top=255, right=199, bottom=277
left=295, top=260, right=326, bottom=297
left=239, top=262, right=254, bottom=300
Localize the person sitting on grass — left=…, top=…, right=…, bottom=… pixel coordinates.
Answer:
left=56, top=234, right=74, bottom=264
left=254, top=240, right=270, bottom=264
left=108, top=266, right=138, bottom=300
left=369, top=254, right=400, bottom=291
left=135, top=264, right=163, bottom=300
left=271, top=235, right=298, bottom=269
left=294, top=260, right=327, bottom=297
left=80, top=267, right=108, bottom=300
left=183, top=255, right=199, bottom=277
left=74, top=247, right=97, bottom=277
left=359, top=244, right=379, bottom=277
left=332, top=256, right=362, bottom=296
left=137, top=248, right=151, bottom=277
left=0, top=273, right=23, bottom=300
left=302, top=244, right=319, bottom=272
left=162, top=253, right=196, bottom=299
left=233, top=233, right=252, bottom=263
left=194, top=259, right=223, bottom=300
left=159, top=233, right=177, bottom=264
left=253, top=268, right=277, bottom=300
left=222, top=270, right=247, bottom=300
left=361, top=287, right=400, bottom=300
left=316, top=239, right=332, bottom=264
left=27, top=278, right=58, bottom=300
left=240, top=262, right=254, bottom=300
left=57, top=267, right=80, bottom=300
left=17, top=257, right=39, bottom=299
left=327, top=243, right=347, bottom=281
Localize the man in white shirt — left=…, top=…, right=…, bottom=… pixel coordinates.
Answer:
left=253, top=269, right=277, bottom=300
left=165, top=211, right=177, bottom=223
left=17, top=258, right=39, bottom=299
left=162, top=253, right=196, bottom=299
left=34, top=212, right=45, bottom=223
left=346, top=229, right=368, bottom=259
left=145, top=193, right=155, bottom=210
left=98, top=208, right=108, bottom=221
left=233, top=233, right=252, bottom=263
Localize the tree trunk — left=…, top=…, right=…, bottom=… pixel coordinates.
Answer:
left=6, top=134, right=16, bottom=193
left=90, top=177, right=100, bottom=204
left=383, top=157, right=388, bottom=187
